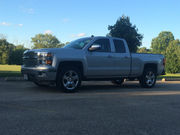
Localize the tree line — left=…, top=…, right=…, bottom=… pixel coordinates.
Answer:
left=0, top=34, right=64, bottom=65
left=138, top=31, right=180, bottom=73
left=0, top=15, right=179, bottom=73
left=0, top=39, right=27, bottom=65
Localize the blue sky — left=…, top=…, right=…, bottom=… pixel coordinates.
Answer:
left=0, top=0, right=180, bottom=49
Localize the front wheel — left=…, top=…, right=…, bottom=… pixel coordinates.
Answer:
left=139, top=68, right=157, bottom=88
left=57, top=67, right=81, bottom=92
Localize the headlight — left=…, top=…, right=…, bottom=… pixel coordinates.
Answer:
left=37, top=52, right=53, bottom=65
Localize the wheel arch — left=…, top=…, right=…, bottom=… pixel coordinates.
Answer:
left=143, top=63, right=158, bottom=74
left=56, top=61, right=84, bottom=80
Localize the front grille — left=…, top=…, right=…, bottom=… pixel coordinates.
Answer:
left=23, top=51, right=38, bottom=67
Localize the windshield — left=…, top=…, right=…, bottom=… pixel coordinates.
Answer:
left=64, top=37, right=92, bottom=49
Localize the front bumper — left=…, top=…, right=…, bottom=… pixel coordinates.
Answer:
left=21, top=65, right=56, bottom=82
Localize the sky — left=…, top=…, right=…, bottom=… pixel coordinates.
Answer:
left=0, top=0, right=180, bottom=49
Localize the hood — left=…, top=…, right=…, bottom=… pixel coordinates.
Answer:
left=24, top=48, right=84, bottom=57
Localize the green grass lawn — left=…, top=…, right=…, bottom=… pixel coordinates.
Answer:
left=158, top=73, right=180, bottom=79
left=0, top=65, right=22, bottom=77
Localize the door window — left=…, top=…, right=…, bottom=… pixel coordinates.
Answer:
left=113, top=39, right=126, bottom=53
left=92, top=39, right=111, bottom=52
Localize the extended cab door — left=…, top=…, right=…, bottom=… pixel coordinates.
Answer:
left=85, top=38, right=116, bottom=76
left=111, top=38, right=131, bottom=76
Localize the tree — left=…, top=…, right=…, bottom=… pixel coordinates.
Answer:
left=0, top=39, right=15, bottom=64
left=137, top=47, right=151, bottom=53
left=9, top=45, right=28, bottom=65
left=108, top=15, right=143, bottom=52
left=31, top=34, right=64, bottom=49
left=151, top=31, right=174, bottom=55
left=165, top=40, right=180, bottom=73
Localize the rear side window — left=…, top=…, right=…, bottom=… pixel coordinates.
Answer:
left=113, top=39, right=126, bottom=53
left=93, top=39, right=111, bottom=52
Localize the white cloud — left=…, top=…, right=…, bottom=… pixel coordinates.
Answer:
left=18, top=24, right=23, bottom=27
left=44, top=30, right=53, bottom=34
left=0, top=22, right=11, bottom=26
left=27, top=8, right=34, bottom=14
left=21, top=7, right=35, bottom=14
left=62, top=18, right=70, bottom=23
left=77, top=33, right=86, bottom=37
left=0, top=22, right=24, bottom=28
left=71, top=33, right=86, bottom=38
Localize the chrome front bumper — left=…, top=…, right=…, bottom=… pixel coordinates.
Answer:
left=21, top=66, right=56, bottom=82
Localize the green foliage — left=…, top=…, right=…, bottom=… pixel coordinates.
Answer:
left=31, top=34, right=64, bottom=49
left=137, top=47, right=151, bottom=53
left=108, top=15, right=143, bottom=52
left=165, top=40, right=180, bottom=73
left=9, top=45, right=28, bottom=65
left=0, top=39, right=15, bottom=64
left=151, top=31, right=174, bottom=55
left=0, top=38, right=28, bottom=65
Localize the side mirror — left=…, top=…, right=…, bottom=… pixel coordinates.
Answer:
left=89, top=44, right=101, bottom=51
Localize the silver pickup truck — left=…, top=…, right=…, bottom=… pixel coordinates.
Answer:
left=21, top=36, right=165, bottom=92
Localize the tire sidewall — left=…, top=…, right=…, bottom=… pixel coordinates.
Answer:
left=140, top=68, right=157, bottom=88
left=57, top=67, right=81, bottom=92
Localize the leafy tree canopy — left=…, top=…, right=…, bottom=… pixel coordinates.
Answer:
left=9, top=45, right=28, bottom=65
left=151, top=31, right=174, bottom=55
left=137, top=47, right=151, bottom=53
left=0, top=39, right=15, bottom=64
left=165, top=40, right=180, bottom=73
left=31, top=34, right=64, bottom=49
left=108, top=15, right=143, bottom=52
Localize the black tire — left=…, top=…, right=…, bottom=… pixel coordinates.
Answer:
left=139, top=68, right=157, bottom=88
left=111, top=78, right=124, bottom=86
left=56, top=67, right=81, bottom=92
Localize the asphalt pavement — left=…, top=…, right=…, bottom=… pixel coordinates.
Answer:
left=0, top=80, right=180, bottom=135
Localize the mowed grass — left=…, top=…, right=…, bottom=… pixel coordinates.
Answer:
left=158, top=73, right=180, bottom=79
left=0, top=65, right=22, bottom=77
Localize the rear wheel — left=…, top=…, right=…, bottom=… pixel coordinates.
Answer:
left=56, top=67, right=81, bottom=92
left=111, top=78, right=124, bottom=86
left=139, top=68, right=157, bottom=88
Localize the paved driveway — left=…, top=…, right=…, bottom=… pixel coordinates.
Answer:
left=0, top=81, right=180, bottom=135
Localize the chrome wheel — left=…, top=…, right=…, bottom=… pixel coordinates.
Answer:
left=145, top=71, right=155, bottom=87
left=140, top=68, right=157, bottom=88
left=62, top=70, right=79, bottom=90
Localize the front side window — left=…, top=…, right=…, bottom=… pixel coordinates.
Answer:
left=113, top=39, right=126, bottom=53
left=92, top=38, right=111, bottom=52
left=64, top=37, right=92, bottom=49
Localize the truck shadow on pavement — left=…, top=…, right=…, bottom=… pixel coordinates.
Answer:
left=30, top=81, right=166, bottom=93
